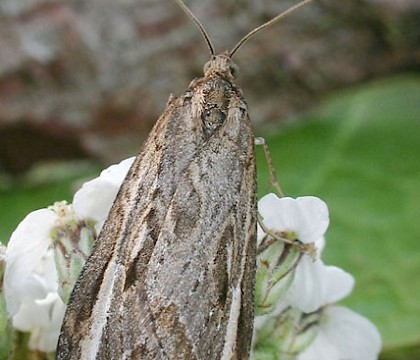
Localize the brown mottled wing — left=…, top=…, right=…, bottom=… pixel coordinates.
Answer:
left=56, top=74, right=256, bottom=360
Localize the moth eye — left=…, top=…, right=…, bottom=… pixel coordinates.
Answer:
left=230, top=64, right=239, bottom=77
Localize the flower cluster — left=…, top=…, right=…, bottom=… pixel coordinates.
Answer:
left=1, top=157, right=134, bottom=353
left=2, top=207, right=67, bottom=352
left=253, top=194, right=381, bottom=359
left=0, top=157, right=381, bottom=359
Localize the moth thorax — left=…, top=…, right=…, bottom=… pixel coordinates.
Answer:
left=203, top=53, right=238, bottom=80
left=202, top=104, right=227, bottom=137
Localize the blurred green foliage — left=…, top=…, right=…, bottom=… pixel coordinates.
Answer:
left=1, top=74, right=419, bottom=358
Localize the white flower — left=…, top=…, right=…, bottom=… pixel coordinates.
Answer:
left=3, top=209, right=66, bottom=352
left=258, top=194, right=329, bottom=245
left=4, top=209, right=58, bottom=315
left=291, top=258, right=381, bottom=359
left=255, top=194, right=331, bottom=315
left=286, top=258, right=355, bottom=313
left=13, top=292, right=66, bottom=352
left=3, top=157, right=134, bottom=353
left=256, top=194, right=357, bottom=312
left=298, top=306, right=382, bottom=360
left=73, top=157, right=134, bottom=232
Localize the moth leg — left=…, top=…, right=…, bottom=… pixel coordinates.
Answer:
left=254, top=137, right=284, bottom=197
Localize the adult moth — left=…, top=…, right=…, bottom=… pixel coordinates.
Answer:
left=56, top=0, right=312, bottom=359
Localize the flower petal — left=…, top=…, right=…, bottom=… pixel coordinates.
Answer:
left=298, top=306, right=382, bottom=360
left=73, top=157, right=134, bottom=231
left=286, top=257, right=326, bottom=312
left=4, top=209, right=58, bottom=315
left=297, top=326, right=341, bottom=360
left=97, top=156, right=135, bottom=186
left=258, top=194, right=329, bottom=244
left=14, top=292, right=66, bottom=352
left=322, top=266, right=355, bottom=305
left=5, top=209, right=57, bottom=283
left=286, top=259, right=354, bottom=313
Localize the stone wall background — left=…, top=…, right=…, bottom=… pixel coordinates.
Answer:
left=0, top=0, right=419, bottom=174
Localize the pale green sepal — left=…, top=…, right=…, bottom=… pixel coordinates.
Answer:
left=253, top=308, right=321, bottom=359
left=255, top=240, right=301, bottom=316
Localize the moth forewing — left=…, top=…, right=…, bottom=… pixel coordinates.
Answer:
left=55, top=94, right=207, bottom=358
left=57, top=0, right=313, bottom=357
left=56, top=54, right=257, bottom=359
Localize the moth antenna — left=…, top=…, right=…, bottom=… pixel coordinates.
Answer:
left=230, top=0, right=312, bottom=58
left=173, top=0, right=215, bottom=57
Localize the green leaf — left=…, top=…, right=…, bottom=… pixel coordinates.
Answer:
left=256, top=74, right=420, bottom=356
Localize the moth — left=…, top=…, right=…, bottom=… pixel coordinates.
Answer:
left=56, top=0, right=312, bottom=359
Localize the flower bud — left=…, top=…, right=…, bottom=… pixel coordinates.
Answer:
left=253, top=307, right=321, bottom=359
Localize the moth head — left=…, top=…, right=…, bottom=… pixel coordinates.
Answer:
left=203, top=53, right=238, bottom=80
